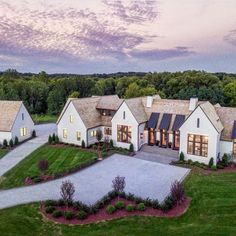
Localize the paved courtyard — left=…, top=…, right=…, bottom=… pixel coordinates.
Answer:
left=0, top=124, right=56, bottom=176
left=0, top=154, right=190, bottom=209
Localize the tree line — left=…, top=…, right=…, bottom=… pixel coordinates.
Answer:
left=0, top=69, right=235, bottom=115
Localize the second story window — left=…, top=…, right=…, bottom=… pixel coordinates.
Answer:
left=123, top=111, right=126, bottom=120
left=22, top=113, right=24, bottom=121
left=69, top=115, right=74, bottom=123
left=197, top=118, right=200, bottom=128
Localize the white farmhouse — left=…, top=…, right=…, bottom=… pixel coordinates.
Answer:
left=58, top=95, right=236, bottom=165
left=0, top=101, right=35, bottom=144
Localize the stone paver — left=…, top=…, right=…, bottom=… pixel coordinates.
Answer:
left=135, top=145, right=179, bottom=164
left=0, top=124, right=56, bottom=176
left=0, top=154, right=190, bottom=209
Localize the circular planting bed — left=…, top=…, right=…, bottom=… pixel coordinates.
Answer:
left=41, top=193, right=191, bottom=225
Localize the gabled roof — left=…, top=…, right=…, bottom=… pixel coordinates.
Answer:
left=96, top=95, right=123, bottom=110
left=215, top=106, right=236, bottom=141
left=125, top=97, right=148, bottom=124
left=199, top=102, right=224, bottom=133
left=0, top=101, right=22, bottom=132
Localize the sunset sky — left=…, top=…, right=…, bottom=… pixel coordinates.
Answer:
left=0, top=0, right=236, bottom=73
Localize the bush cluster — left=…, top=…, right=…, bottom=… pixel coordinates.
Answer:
left=48, top=133, right=59, bottom=145
left=106, top=205, right=116, bottom=214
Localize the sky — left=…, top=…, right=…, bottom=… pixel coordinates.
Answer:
left=0, top=0, right=236, bottom=74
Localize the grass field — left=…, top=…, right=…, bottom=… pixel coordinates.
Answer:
left=0, top=149, right=8, bottom=159
left=0, top=145, right=97, bottom=189
left=32, top=114, right=58, bottom=124
left=0, top=169, right=236, bottom=235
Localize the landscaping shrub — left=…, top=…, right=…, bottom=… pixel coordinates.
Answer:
left=109, top=139, right=114, bottom=148
left=52, top=133, right=56, bottom=142
left=151, top=199, right=160, bottom=209
left=64, top=211, right=75, bottom=220
left=52, top=210, right=63, bottom=218
left=222, top=154, right=230, bottom=167
left=55, top=135, right=59, bottom=144
left=107, top=190, right=118, bottom=199
left=137, top=203, right=146, bottom=211
left=161, top=196, right=174, bottom=212
left=32, top=130, right=36, bottom=138
left=89, top=205, right=99, bottom=214
left=217, top=164, right=224, bottom=169
left=81, top=140, right=85, bottom=148
left=170, top=180, right=185, bottom=205
left=14, top=136, right=19, bottom=146
left=208, top=157, right=214, bottom=168
left=211, top=165, right=217, bottom=171
left=126, top=193, right=135, bottom=201
left=48, top=135, right=52, bottom=144
left=126, top=204, right=135, bottom=212
left=129, top=143, right=134, bottom=152
left=179, top=152, right=184, bottom=161
left=187, top=159, right=193, bottom=165
left=9, top=139, right=14, bottom=148
left=3, top=139, right=8, bottom=147
left=57, top=199, right=65, bottom=206
left=60, top=180, right=75, bottom=207
left=115, top=201, right=125, bottom=210
left=144, top=198, right=152, bottom=207
left=45, top=206, right=56, bottom=214
left=45, top=200, right=56, bottom=207
left=77, top=210, right=88, bottom=220
left=38, top=159, right=49, bottom=173
left=106, top=205, right=116, bottom=214
left=134, top=197, right=143, bottom=204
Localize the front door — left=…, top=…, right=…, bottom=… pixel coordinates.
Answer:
left=173, top=131, right=180, bottom=150
left=160, top=129, right=168, bottom=147
left=148, top=128, right=155, bottom=145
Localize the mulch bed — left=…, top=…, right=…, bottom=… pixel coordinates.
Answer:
left=41, top=197, right=191, bottom=226
left=204, top=166, right=236, bottom=174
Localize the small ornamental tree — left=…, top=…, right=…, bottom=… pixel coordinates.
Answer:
left=96, top=129, right=103, bottom=143
left=3, top=139, right=8, bottom=148
left=55, top=135, right=59, bottom=144
left=32, top=130, right=36, bottom=138
left=81, top=140, right=85, bottom=148
left=38, top=159, right=49, bottom=174
left=112, top=176, right=126, bottom=196
left=9, top=139, right=14, bottom=148
left=52, top=133, right=56, bottom=142
left=14, top=136, right=19, bottom=146
left=129, top=143, right=134, bottom=153
left=109, top=139, right=114, bottom=149
left=60, top=180, right=75, bottom=207
left=170, top=180, right=185, bottom=205
left=48, top=135, right=52, bottom=144
left=179, top=152, right=185, bottom=162
left=208, top=157, right=214, bottom=168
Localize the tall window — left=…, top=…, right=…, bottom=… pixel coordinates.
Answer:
left=69, top=115, right=74, bottom=123
left=76, top=131, right=81, bottom=141
left=22, top=113, right=24, bottom=121
left=233, top=140, right=236, bottom=156
left=104, top=127, right=112, bottom=136
left=187, top=134, right=208, bottom=157
left=117, top=125, right=132, bottom=143
left=123, top=111, right=125, bottom=120
left=63, top=129, right=68, bottom=139
left=197, top=118, right=200, bottom=128
left=91, top=130, right=97, bottom=137
left=20, top=127, right=27, bottom=137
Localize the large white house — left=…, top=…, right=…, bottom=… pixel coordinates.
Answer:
left=57, top=95, right=236, bottom=165
left=0, top=101, right=35, bottom=144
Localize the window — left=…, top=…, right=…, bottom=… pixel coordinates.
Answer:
left=233, top=140, right=236, bottom=156
left=197, top=118, right=200, bottom=128
left=123, top=111, right=125, bottom=120
left=63, top=129, right=68, bottom=139
left=20, top=127, right=27, bottom=137
left=100, top=109, right=114, bottom=116
left=91, top=130, right=97, bottom=137
left=117, top=125, right=132, bottom=143
left=22, top=113, right=24, bottom=121
left=104, top=127, right=112, bottom=136
left=69, top=115, right=74, bottom=123
left=76, top=132, right=81, bottom=141
left=187, top=134, right=208, bottom=157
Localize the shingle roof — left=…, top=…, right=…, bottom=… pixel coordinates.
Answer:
left=215, top=106, right=236, bottom=141
left=0, top=101, right=22, bottom=132
left=199, top=102, right=224, bottom=133
left=125, top=97, right=148, bottom=124
left=96, top=95, right=123, bottom=110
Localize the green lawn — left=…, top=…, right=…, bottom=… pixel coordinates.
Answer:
left=0, top=170, right=236, bottom=235
left=0, top=149, right=8, bottom=159
left=32, top=114, right=58, bottom=124
left=0, top=145, right=97, bottom=189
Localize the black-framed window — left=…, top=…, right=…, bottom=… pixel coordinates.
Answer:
left=104, top=127, right=112, bottom=136
left=187, top=134, right=208, bottom=157
left=117, top=125, right=131, bottom=143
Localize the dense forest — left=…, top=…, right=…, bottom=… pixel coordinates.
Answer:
left=0, top=69, right=235, bottom=115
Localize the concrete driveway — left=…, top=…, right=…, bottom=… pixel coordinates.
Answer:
left=0, top=154, right=190, bottom=209
left=0, top=124, right=56, bottom=176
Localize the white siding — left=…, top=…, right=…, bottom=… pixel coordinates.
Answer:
left=87, top=126, right=103, bottom=146
left=179, top=106, right=220, bottom=165
left=0, top=132, right=12, bottom=144
left=11, top=104, right=34, bottom=142
left=220, top=140, right=233, bottom=157
left=138, top=123, right=147, bottom=149
left=57, top=102, right=87, bottom=146
left=112, top=102, right=139, bottom=151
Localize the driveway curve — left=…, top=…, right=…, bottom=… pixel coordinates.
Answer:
left=0, top=154, right=190, bottom=209
left=0, top=123, right=56, bottom=176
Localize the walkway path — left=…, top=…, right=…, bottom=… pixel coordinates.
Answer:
left=0, top=124, right=56, bottom=176
left=0, top=154, right=190, bottom=209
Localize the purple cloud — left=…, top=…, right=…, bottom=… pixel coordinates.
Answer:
left=224, top=29, right=236, bottom=46
left=129, top=47, right=195, bottom=60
